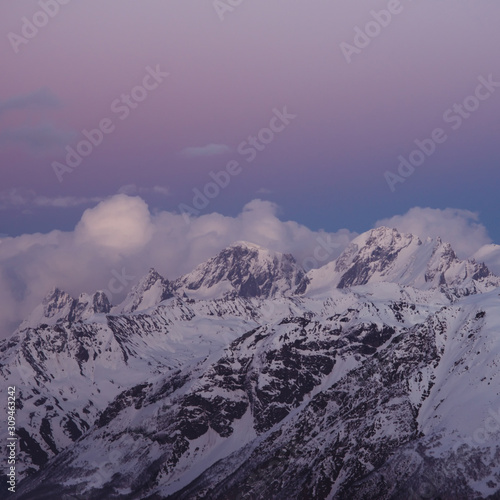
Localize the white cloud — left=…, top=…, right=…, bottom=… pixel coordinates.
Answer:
left=33, top=195, right=105, bottom=208
left=0, top=196, right=355, bottom=339
left=0, top=189, right=29, bottom=209
left=180, top=143, right=230, bottom=158
left=152, top=185, right=170, bottom=197
left=0, top=189, right=103, bottom=210
left=473, top=244, right=500, bottom=275
left=0, top=123, right=74, bottom=152
left=118, top=184, right=170, bottom=197
left=75, top=195, right=154, bottom=254
left=0, top=88, right=60, bottom=116
left=117, top=184, right=137, bottom=195
left=375, top=207, right=491, bottom=258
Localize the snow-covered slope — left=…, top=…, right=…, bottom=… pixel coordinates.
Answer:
left=0, top=293, right=263, bottom=480
left=3, top=228, right=500, bottom=499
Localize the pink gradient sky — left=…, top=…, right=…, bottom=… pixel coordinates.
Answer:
left=1, top=0, right=500, bottom=238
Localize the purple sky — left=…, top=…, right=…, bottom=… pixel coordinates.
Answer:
left=1, top=1, right=499, bottom=237
left=0, top=1, right=500, bottom=337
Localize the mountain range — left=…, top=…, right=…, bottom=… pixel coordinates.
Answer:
left=2, top=226, right=500, bottom=499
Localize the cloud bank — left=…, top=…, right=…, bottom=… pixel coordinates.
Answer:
left=117, top=184, right=170, bottom=197
left=375, top=207, right=491, bottom=258
left=0, top=189, right=103, bottom=211
left=0, top=196, right=355, bottom=339
left=1, top=199, right=495, bottom=340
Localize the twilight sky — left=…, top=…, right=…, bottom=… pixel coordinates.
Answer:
left=0, top=1, right=500, bottom=337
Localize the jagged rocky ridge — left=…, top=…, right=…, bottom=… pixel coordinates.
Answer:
left=2, top=227, right=500, bottom=499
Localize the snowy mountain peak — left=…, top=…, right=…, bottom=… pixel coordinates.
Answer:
left=355, top=226, right=420, bottom=251
left=330, top=226, right=422, bottom=288
left=306, top=226, right=500, bottom=294
left=228, top=240, right=265, bottom=250
left=175, top=241, right=306, bottom=299
left=21, top=288, right=111, bottom=330
left=72, top=291, right=111, bottom=320
left=42, top=287, right=74, bottom=317
left=142, top=267, right=167, bottom=287
left=114, top=268, right=174, bottom=314
left=5, top=229, right=500, bottom=499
